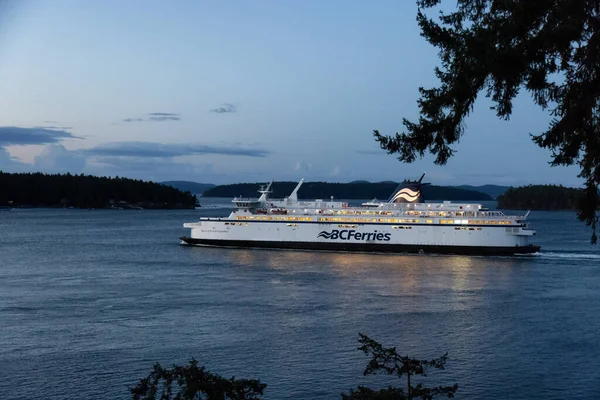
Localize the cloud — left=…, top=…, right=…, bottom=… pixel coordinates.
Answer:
left=148, top=113, right=178, bottom=117
left=88, top=156, right=215, bottom=183
left=210, top=103, right=237, bottom=114
left=0, top=126, right=80, bottom=146
left=33, top=144, right=86, bottom=173
left=294, top=161, right=312, bottom=173
left=35, top=125, right=74, bottom=130
left=81, top=141, right=271, bottom=158
left=121, top=113, right=181, bottom=122
left=0, top=147, right=30, bottom=172
left=147, top=112, right=181, bottom=121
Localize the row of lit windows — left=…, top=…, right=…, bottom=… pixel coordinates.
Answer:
left=393, top=226, right=413, bottom=230
left=455, top=227, right=483, bottom=231
left=236, top=216, right=511, bottom=225
left=322, top=210, right=395, bottom=216
left=315, top=209, right=500, bottom=218
left=441, top=219, right=510, bottom=225
left=338, top=224, right=358, bottom=228
left=225, top=222, right=248, bottom=226
left=319, top=217, right=422, bottom=223
left=238, top=216, right=312, bottom=221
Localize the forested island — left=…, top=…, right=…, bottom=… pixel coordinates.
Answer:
left=160, top=181, right=215, bottom=195
left=497, top=185, right=584, bottom=210
left=0, top=172, right=197, bottom=209
left=203, top=181, right=492, bottom=201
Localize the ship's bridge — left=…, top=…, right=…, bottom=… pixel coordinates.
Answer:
left=232, top=198, right=262, bottom=209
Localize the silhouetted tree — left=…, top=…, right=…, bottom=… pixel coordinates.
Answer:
left=0, top=171, right=196, bottom=209
left=373, top=0, right=600, bottom=243
left=497, top=184, right=585, bottom=210
left=130, top=359, right=266, bottom=400
left=342, top=334, right=458, bottom=400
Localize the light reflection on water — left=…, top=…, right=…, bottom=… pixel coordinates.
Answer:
left=0, top=209, right=599, bottom=399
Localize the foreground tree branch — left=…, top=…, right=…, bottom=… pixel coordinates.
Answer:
left=374, top=0, right=600, bottom=243
left=342, top=333, right=458, bottom=400
left=130, top=359, right=267, bottom=400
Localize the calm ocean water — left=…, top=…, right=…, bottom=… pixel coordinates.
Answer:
left=1, top=199, right=599, bottom=399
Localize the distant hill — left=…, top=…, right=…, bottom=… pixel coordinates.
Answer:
left=0, top=172, right=197, bottom=209
left=455, top=184, right=511, bottom=199
left=497, top=184, right=584, bottom=210
left=203, top=181, right=492, bottom=201
left=161, top=181, right=215, bottom=194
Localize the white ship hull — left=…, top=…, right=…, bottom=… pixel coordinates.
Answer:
left=181, top=220, right=539, bottom=255
left=181, top=176, right=541, bottom=255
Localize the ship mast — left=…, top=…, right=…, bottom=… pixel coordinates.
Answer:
left=257, top=180, right=273, bottom=202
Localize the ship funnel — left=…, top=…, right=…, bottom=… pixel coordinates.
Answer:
left=388, top=173, right=430, bottom=204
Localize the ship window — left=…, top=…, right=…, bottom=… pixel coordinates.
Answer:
left=469, top=227, right=474, bottom=230
left=426, top=219, right=433, bottom=223
left=455, top=227, right=460, bottom=230
left=477, top=227, right=482, bottom=230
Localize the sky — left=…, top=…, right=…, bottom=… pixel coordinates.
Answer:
left=0, top=0, right=582, bottom=186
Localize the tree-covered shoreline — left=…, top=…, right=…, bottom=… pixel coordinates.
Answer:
left=203, top=181, right=492, bottom=201
left=0, top=172, right=197, bottom=209
left=497, top=185, right=585, bottom=211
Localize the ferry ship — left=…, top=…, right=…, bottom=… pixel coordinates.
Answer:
left=180, top=175, right=541, bottom=255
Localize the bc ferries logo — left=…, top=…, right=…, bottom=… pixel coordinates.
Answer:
left=318, top=229, right=391, bottom=241
left=391, top=188, right=420, bottom=203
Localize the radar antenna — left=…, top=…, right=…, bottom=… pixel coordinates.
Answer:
left=257, top=180, right=273, bottom=202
